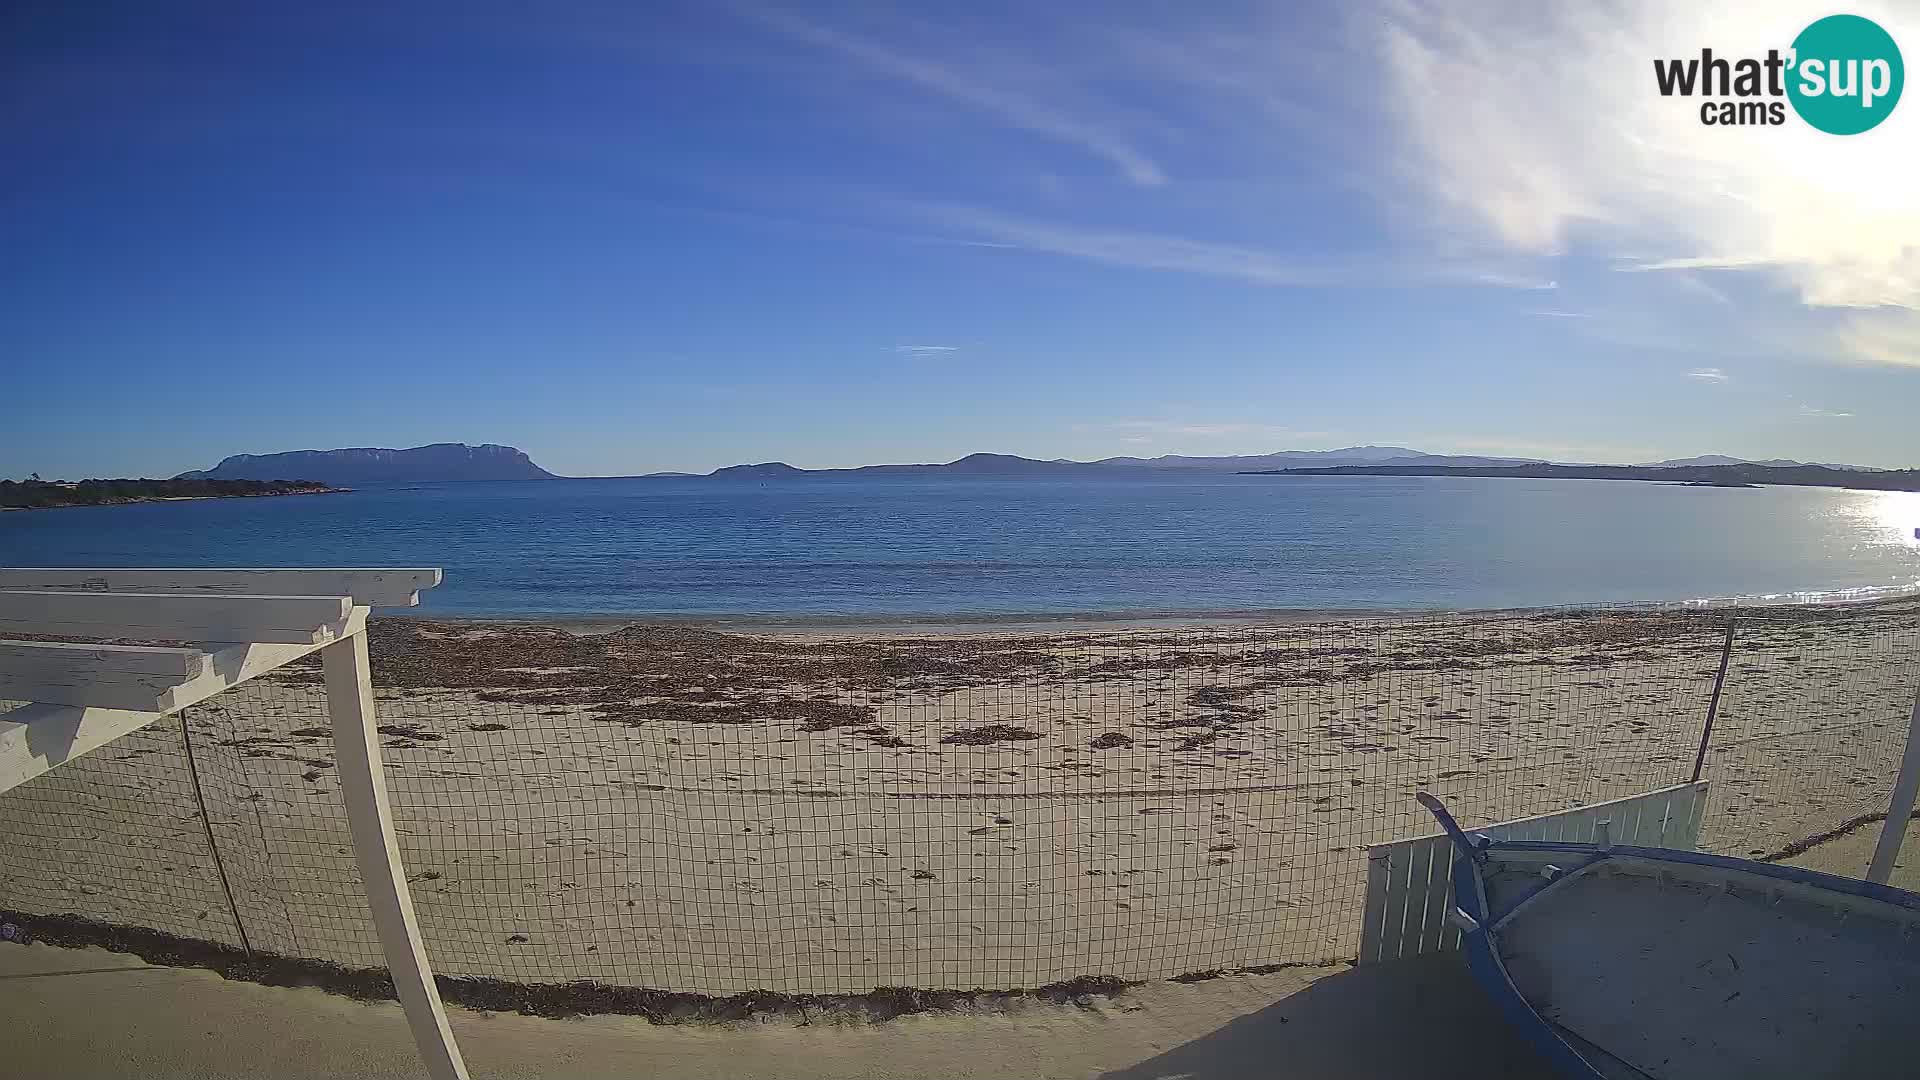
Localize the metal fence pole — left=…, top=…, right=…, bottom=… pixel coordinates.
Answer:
left=1690, top=614, right=1738, bottom=785
left=1866, top=681, right=1920, bottom=885
left=178, top=705, right=253, bottom=960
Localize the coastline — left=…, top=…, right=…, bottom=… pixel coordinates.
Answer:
left=392, top=583, right=1920, bottom=639
left=386, top=605, right=1415, bottom=638
left=0, top=484, right=347, bottom=512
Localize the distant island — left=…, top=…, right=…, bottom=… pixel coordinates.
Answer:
left=1241, top=462, right=1920, bottom=493
left=1, top=477, right=342, bottom=511
left=155, top=442, right=1901, bottom=488
left=654, top=447, right=1889, bottom=479
left=177, top=442, right=557, bottom=485
left=686, top=447, right=1550, bottom=479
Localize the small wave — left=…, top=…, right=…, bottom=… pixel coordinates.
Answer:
left=1681, top=578, right=1920, bottom=609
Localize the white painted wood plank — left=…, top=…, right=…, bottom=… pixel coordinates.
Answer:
left=160, top=631, right=354, bottom=714
left=1653, top=791, right=1679, bottom=846
left=323, top=632, right=469, bottom=1080
left=0, top=617, right=356, bottom=786
left=0, top=568, right=441, bottom=608
left=0, top=639, right=206, bottom=678
left=1372, top=784, right=1711, bottom=857
left=0, top=667, right=198, bottom=712
left=1377, top=847, right=1414, bottom=964
left=1393, top=838, right=1440, bottom=960
left=6, top=620, right=342, bottom=646
left=1562, top=808, right=1595, bottom=843
left=1869, top=684, right=1920, bottom=884
left=1416, top=835, right=1453, bottom=955
left=0, top=702, right=165, bottom=796
left=1620, top=799, right=1647, bottom=845
left=1661, top=788, right=1689, bottom=846
left=1359, top=853, right=1391, bottom=964
left=0, top=591, right=351, bottom=643
left=1438, top=849, right=1463, bottom=953
left=1682, top=783, right=1707, bottom=844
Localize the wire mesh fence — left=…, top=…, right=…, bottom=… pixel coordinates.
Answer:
left=1692, top=603, right=1920, bottom=866
left=2, top=598, right=1916, bottom=1001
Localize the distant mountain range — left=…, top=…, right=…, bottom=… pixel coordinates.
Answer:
left=169, top=443, right=1886, bottom=485
left=685, top=448, right=1894, bottom=477
left=177, top=443, right=556, bottom=484
left=1251, top=462, right=1920, bottom=493
left=1635, top=455, right=1869, bottom=470
left=701, top=447, right=1549, bottom=478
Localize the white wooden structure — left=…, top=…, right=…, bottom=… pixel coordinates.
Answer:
left=0, top=569, right=468, bottom=1080
left=1867, top=681, right=1920, bottom=884
left=1357, top=782, right=1710, bottom=966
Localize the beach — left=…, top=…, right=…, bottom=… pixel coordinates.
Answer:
left=3, top=601, right=1916, bottom=999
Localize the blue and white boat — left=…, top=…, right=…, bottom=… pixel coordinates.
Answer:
left=1419, top=792, right=1920, bottom=1079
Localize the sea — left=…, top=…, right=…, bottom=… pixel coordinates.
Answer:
left=4, top=474, right=1918, bottom=624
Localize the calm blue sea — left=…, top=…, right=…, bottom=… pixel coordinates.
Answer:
left=3, top=475, right=1917, bottom=621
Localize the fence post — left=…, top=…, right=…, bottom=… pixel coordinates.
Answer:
left=322, top=628, right=470, bottom=1080
left=1690, top=614, right=1738, bottom=784
left=1866, top=681, right=1920, bottom=885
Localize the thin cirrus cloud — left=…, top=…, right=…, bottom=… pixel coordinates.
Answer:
left=921, top=204, right=1558, bottom=291
left=1375, top=0, right=1920, bottom=367
left=1836, top=307, right=1920, bottom=369
left=735, top=3, right=1914, bottom=372
left=895, top=344, right=958, bottom=355
left=1686, top=368, right=1731, bottom=383
left=734, top=5, right=1165, bottom=186
left=1799, top=406, right=1855, bottom=419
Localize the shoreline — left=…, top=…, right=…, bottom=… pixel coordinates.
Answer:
left=393, top=585, right=1920, bottom=638
left=391, top=606, right=1416, bottom=638
left=0, top=486, right=347, bottom=512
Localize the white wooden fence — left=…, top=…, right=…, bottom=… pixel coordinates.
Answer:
left=0, top=568, right=467, bottom=1080
left=1357, top=782, right=1711, bottom=966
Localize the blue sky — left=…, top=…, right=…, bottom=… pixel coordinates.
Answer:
left=4, top=1, right=1917, bottom=478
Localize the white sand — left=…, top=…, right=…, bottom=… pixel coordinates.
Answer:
left=2, top=607, right=1914, bottom=997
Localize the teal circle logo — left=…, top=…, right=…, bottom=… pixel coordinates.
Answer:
left=1788, top=14, right=1904, bottom=134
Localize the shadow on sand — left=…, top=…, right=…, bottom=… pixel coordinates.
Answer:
left=1100, top=953, right=1555, bottom=1080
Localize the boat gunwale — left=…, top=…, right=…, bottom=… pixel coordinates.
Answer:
left=1449, top=838, right=1920, bottom=1078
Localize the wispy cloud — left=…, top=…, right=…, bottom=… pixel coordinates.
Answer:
left=1835, top=308, right=1920, bottom=369
left=1374, top=2, right=1920, bottom=367
left=1686, top=368, right=1731, bottom=384
left=1799, top=406, right=1855, bottom=419
left=895, top=344, right=958, bottom=356
left=921, top=205, right=1557, bottom=290
left=1530, top=309, right=1590, bottom=319
left=735, top=6, right=1164, bottom=186
left=1666, top=272, right=1735, bottom=307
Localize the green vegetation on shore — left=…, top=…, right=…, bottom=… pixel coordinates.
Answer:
left=1, top=477, right=343, bottom=510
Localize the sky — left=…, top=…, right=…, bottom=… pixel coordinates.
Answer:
left=3, top=0, right=1918, bottom=478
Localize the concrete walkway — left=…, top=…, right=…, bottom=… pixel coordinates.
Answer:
left=0, top=943, right=1552, bottom=1079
